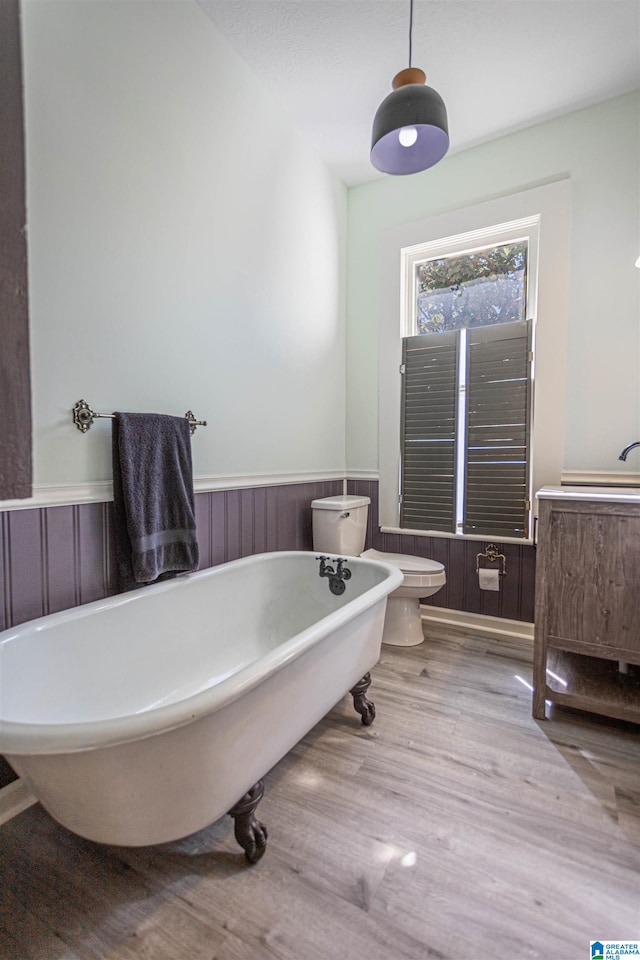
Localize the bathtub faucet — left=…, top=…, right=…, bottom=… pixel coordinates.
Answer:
left=618, top=441, right=640, bottom=461
left=316, top=556, right=351, bottom=596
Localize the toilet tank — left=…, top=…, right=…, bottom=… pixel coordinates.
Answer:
left=311, top=495, right=371, bottom=556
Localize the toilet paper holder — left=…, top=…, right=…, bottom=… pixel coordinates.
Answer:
left=476, top=543, right=507, bottom=578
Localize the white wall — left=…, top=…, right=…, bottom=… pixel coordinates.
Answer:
left=346, top=93, right=640, bottom=477
left=19, top=0, right=347, bottom=490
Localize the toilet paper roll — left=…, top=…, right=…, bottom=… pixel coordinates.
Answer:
left=478, top=567, right=500, bottom=591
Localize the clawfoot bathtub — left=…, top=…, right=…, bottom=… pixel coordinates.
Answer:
left=0, top=551, right=401, bottom=862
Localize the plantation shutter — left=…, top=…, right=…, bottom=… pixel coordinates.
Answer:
left=399, top=331, right=458, bottom=532
left=463, top=320, right=532, bottom=537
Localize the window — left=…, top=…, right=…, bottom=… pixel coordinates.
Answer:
left=415, top=241, right=527, bottom=334
left=400, top=238, right=533, bottom=538
left=377, top=181, right=571, bottom=544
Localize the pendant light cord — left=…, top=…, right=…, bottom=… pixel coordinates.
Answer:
left=408, top=0, right=414, bottom=68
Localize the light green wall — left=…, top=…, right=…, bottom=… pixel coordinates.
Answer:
left=20, top=0, right=347, bottom=489
left=14, top=0, right=640, bottom=494
left=346, top=92, right=640, bottom=475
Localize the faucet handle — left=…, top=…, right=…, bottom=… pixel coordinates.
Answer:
left=317, top=555, right=335, bottom=578
left=335, top=557, right=352, bottom=579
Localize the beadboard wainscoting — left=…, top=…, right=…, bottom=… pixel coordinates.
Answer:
left=347, top=478, right=536, bottom=623
left=0, top=479, right=342, bottom=634
left=0, top=474, right=534, bottom=639
left=0, top=478, right=342, bottom=790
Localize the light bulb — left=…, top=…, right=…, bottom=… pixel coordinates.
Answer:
left=398, top=126, right=418, bottom=148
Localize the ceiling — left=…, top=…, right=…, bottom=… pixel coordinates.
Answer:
left=197, top=1, right=640, bottom=187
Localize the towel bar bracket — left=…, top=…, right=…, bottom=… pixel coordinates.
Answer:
left=73, top=399, right=97, bottom=433
left=73, top=400, right=207, bottom=435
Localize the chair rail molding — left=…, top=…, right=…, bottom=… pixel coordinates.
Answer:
left=0, top=471, right=348, bottom=511
left=345, top=470, right=379, bottom=481
left=560, top=469, right=640, bottom=487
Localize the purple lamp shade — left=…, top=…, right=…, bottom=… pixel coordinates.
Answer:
left=371, top=71, right=449, bottom=176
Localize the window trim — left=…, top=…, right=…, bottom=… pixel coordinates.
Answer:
left=378, top=179, right=571, bottom=544
left=403, top=228, right=535, bottom=539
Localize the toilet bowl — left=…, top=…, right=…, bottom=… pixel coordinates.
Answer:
left=311, top=495, right=446, bottom=647
left=361, top=548, right=446, bottom=646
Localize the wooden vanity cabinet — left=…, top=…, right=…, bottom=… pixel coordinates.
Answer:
left=533, top=494, right=640, bottom=723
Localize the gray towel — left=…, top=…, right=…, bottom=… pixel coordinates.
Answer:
left=112, top=412, right=199, bottom=589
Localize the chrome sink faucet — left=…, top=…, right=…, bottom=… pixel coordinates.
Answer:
left=619, top=442, right=640, bottom=461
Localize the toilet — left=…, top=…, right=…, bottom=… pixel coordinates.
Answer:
left=311, top=495, right=446, bottom=647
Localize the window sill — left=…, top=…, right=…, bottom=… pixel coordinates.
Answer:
left=380, top=525, right=534, bottom=546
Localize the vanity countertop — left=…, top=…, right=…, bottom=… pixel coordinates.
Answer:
left=537, top=485, right=640, bottom=503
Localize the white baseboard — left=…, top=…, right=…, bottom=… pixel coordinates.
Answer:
left=421, top=605, right=534, bottom=642
left=0, top=779, right=37, bottom=826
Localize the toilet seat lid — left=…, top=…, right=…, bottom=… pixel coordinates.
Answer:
left=311, top=495, right=371, bottom=511
left=361, top=548, right=444, bottom=575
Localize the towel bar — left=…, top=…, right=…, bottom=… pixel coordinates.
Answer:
left=73, top=400, right=207, bottom=436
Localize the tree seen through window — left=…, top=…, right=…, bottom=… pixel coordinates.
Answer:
left=416, top=241, right=528, bottom=335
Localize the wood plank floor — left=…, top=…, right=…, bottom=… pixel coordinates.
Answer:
left=1, top=625, right=638, bottom=960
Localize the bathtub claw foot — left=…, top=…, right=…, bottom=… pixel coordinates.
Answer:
left=350, top=672, right=376, bottom=726
left=228, top=780, right=268, bottom=864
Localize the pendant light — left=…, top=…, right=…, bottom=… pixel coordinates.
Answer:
left=370, top=0, right=449, bottom=175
